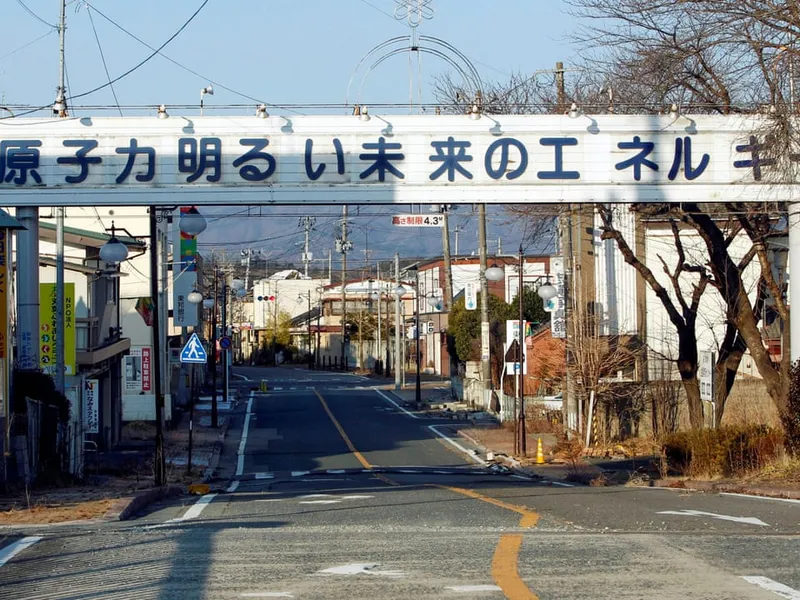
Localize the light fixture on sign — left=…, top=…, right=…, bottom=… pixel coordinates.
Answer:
left=537, top=281, right=557, bottom=301
left=568, top=102, right=581, bottom=119
left=178, top=206, right=207, bottom=236
left=256, top=104, right=269, bottom=119
left=99, top=221, right=129, bottom=264
left=668, top=103, right=680, bottom=120
left=359, top=106, right=371, bottom=122
left=187, top=290, right=203, bottom=304
left=157, top=104, right=169, bottom=119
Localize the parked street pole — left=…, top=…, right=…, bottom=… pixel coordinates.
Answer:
left=517, top=244, right=526, bottom=456
left=187, top=363, right=195, bottom=474
left=222, top=282, right=229, bottom=406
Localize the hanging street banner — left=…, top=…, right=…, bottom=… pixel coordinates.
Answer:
left=392, top=214, right=444, bottom=227
left=0, top=115, right=792, bottom=206
left=173, top=207, right=198, bottom=327
left=464, top=282, right=477, bottom=311
left=549, top=258, right=566, bottom=339
left=39, top=282, right=76, bottom=375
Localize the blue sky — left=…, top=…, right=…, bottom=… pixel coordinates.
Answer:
left=1, top=0, right=577, bottom=267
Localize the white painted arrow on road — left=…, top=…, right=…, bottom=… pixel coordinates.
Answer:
left=657, top=509, right=769, bottom=526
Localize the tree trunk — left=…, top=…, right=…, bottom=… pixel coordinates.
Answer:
left=677, top=327, right=704, bottom=430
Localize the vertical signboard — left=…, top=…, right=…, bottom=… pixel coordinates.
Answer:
left=173, top=207, right=198, bottom=327
left=699, top=351, right=714, bottom=402
left=39, top=282, right=76, bottom=375
left=0, top=229, right=7, bottom=419
left=481, top=321, right=490, bottom=361
left=505, top=320, right=528, bottom=375
left=141, top=347, right=152, bottom=392
left=549, top=257, right=566, bottom=339
left=84, top=379, right=99, bottom=434
left=465, top=282, right=477, bottom=311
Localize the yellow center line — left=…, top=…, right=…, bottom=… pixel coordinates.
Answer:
left=316, top=389, right=539, bottom=599
left=314, top=390, right=397, bottom=486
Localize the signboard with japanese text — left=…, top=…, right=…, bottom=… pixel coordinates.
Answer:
left=505, top=320, right=528, bottom=375
left=125, top=347, right=142, bottom=392
left=39, top=283, right=76, bottom=375
left=481, top=322, right=490, bottom=361
left=464, top=282, right=477, bottom=311
left=172, top=207, right=198, bottom=327
left=0, top=230, right=7, bottom=418
left=0, top=115, right=791, bottom=207
left=84, top=379, right=99, bottom=434
left=700, top=351, right=715, bottom=402
left=392, top=214, right=444, bottom=227
left=141, top=347, right=152, bottom=392
left=549, top=258, right=566, bottom=339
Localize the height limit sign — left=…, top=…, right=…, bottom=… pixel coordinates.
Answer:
left=392, top=215, right=444, bottom=227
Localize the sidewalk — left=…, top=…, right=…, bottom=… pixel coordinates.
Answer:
left=0, top=392, right=235, bottom=527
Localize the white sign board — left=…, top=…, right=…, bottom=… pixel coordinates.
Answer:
left=0, top=115, right=789, bottom=206
left=84, top=379, right=99, bottom=434
left=699, top=351, right=715, bottom=402
left=465, top=282, right=477, bottom=311
left=392, top=214, right=444, bottom=227
left=505, top=320, right=528, bottom=375
left=481, top=321, right=490, bottom=361
left=550, top=257, right=566, bottom=339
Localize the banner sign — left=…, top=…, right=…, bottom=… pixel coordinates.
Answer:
left=173, top=207, right=198, bottom=327
left=141, top=346, right=152, bottom=392
left=699, top=351, right=715, bottom=402
left=0, top=115, right=790, bottom=206
left=84, top=378, right=99, bottom=434
left=549, top=258, right=566, bottom=339
left=39, top=282, right=76, bottom=375
left=392, top=215, right=444, bottom=227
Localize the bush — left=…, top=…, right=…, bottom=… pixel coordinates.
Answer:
left=785, top=360, right=800, bottom=456
left=662, top=425, right=784, bottom=478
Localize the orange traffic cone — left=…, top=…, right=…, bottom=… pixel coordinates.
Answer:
left=536, top=438, right=545, bottom=464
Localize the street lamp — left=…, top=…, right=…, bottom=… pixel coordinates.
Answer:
left=406, top=266, right=422, bottom=408
left=99, top=205, right=207, bottom=486
left=179, top=207, right=207, bottom=236
left=537, top=281, right=557, bottom=302
left=485, top=263, right=505, bottom=281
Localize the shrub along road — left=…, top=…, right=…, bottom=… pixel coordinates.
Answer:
left=0, top=366, right=798, bottom=599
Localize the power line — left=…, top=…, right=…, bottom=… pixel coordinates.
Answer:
left=15, top=0, right=57, bottom=29
left=86, top=7, right=123, bottom=116
left=0, top=30, right=56, bottom=61
left=68, top=0, right=210, bottom=102
left=82, top=1, right=303, bottom=113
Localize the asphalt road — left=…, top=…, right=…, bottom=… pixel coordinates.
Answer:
left=1, top=365, right=799, bottom=600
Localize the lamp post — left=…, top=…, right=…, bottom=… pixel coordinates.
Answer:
left=484, top=262, right=505, bottom=411
left=298, top=291, right=314, bottom=369
left=185, top=289, right=203, bottom=474
left=394, top=282, right=406, bottom=390
left=203, top=296, right=217, bottom=427
left=100, top=206, right=207, bottom=486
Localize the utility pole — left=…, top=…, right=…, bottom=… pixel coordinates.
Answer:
left=149, top=208, right=167, bottom=486
left=394, top=253, right=402, bottom=390
left=453, top=224, right=463, bottom=256
left=478, top=204, right=492, bottom=410
left=300, top=216, right=315, bottom=278
left=337, top=207, right=352, bottom=370
left=517, top=244, right=526, bottom=455
left=328, top=249, right=333, bottom=280
left=440, top=206, right=455, bottom=379
left=375, top=263, right=383, bottom=374
left=555, top=61, right=566, bottom=113
left=55, top=0, right=68, bottom=395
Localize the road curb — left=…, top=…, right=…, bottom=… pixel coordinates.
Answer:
left=202, top=418, right=231, bottom=483
left=109, top=485, right=186, bottom=521
left=651, top=478, right=800, bottom=500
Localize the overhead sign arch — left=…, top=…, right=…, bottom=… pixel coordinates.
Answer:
left=0, top=114, right=791, bottom=206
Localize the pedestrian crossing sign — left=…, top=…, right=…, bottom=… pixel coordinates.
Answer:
left=180, top=332, right=207, bottom=364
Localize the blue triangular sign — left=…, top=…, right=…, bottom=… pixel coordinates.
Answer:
left=180, top=332, right=208, bottom=363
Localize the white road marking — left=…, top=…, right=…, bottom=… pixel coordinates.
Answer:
left=144, top=493, right=218, bottom=529
left=292, top=471, right=310, bottom=477
left=511, top=475, right=532, bottom=481
left=300, top=478, right=346, bottom=482
left=341, top=495, right=375, bottom=500
left=236, top=392, right=255, bottom=476
left=398, top=469, right=419, bottom=474
left=720, top=492, right=800, bottom=505
left=657, top=509, right=769, bottom=526
left=227, top=480, right=240, bottom=493
left=374, top=388, right=420, bottom=419
left=551, top=481, right=575, bottom=487
left=299, top=500, right=342, bottom=505
left=300, top=494, right=334, bottom=498
left=240, top=593, right=294, bottom=598
left=0, top=536, right=42, bottom=567
left=255, top=473, right=274, bottom=480
left=256, top=499, right=286, bottom=503
left=445, top=584, right=502, bottom=593
left=316, top=563, right=405, bottom=578
left=742, top=576, right=800, bottom=599
left=427, top=425, right=487, bottom=465
left=326, top=469, right=346, bottom=474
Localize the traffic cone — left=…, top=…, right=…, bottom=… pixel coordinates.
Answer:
left=536, top=438, right=545, bottom=464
